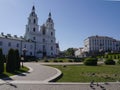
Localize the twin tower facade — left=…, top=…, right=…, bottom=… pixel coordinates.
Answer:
left=24, top=6, right=59, bottom=57
left=0, top=6, right=59, bottom=58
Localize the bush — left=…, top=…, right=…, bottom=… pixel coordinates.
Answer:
left=53, top=60, right=58, bottom=62
left=44, top=60, right=49, bottom=62
left=25, top=56, right=36, bottom=62
left=15, top=49, right=20, bottom=70
left=3, top=55, right=6, bottom=63
left=6, top=49, right=16, bottom=72
left=84, top=58, right=98, bottom=66
left=68, top=59, right=73, bottom=62
left=74, top=58, right=82, bottom=62
left=59, top=60, right=63, bottom=62
left=0, top=48, right=4, bottom=74
left=104, top=58, right=115, bottom=65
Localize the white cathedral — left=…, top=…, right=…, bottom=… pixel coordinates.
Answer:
left=0, top=6, right=60, bottom=58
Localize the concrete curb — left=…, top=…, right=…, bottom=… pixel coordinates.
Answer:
left=46, top=82, right=120, bottom=85
left=27, top=66, right=33, bottom=73
left=43, top=66, right=62, bottom=82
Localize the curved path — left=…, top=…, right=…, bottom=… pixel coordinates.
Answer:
left=0, top=62, right=120, bottom=90
left=2, top=62, right=61, bottom=82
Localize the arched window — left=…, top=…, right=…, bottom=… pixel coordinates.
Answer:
left=8, top=42, right=11, bottom=47
left=51, top=52, right=53, bottom=55
left=33, top=28, right=35, bottom=32
left=33, top=19, right=36, bottom=24
left=51, top=32, right=53, bottom=36
left=33, top=37, right=36, bottom=40
left=51, top=46, right=53, bottom=50
left=51, top=40, right=53, bottom=43
left=0, top=41, right=3, bottom=46
left=42, top=29, right=46, bottom=35
left=43, top=45, right=46, bottom=51
left=16, top=43, right=19, bottom=48
left=30, top=52, right=32, bottom=56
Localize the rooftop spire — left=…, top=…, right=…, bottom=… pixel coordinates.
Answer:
left=32, top=5, right=35, bottom=12
left=49, top=12, right=51, bottom=18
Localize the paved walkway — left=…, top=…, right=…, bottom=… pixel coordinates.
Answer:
left=0, top=62, right=120, bottom=90
left=0, top=82, right=120, bottom=90
left=1, top=63, right=61, bottom=82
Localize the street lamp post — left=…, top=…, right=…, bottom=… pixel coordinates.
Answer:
left=22, top=48, right=27, bottom=67
left=21, top=56, right=24, bottom=67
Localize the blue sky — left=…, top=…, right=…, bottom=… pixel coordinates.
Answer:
left=0, top=0, right=120, bottom=51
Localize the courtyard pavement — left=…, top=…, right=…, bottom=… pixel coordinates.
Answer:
left=0, top=62, right=120, bottom=90
left=1, top=63, right=61, bottom=82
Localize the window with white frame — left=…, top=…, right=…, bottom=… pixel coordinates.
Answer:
left=0, top=41, right=2, bottom=46
left=8, top=42, right=11, bottom=47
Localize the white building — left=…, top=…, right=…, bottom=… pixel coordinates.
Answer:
left=75, top=35, right=120, bottom=57
left=75, top=48, right=85, bottom=57
left=0, top=6, right=60, bottom=58
left=84, top=35, right=120, bottom=53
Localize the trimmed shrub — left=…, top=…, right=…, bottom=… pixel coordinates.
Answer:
left=53, top=60, right=58, bottom=62
left=44, top=60, right=49, bottom=62
left=25, top=56, right=36, bottom=62
left=74, top=58, right=82, bottom=62
left=84, top=58, right=98, bottom=66
left=3, top=55, right=6, bottom=63
left=68, top=59, right=73, bottom=62
left=59, top=60, right=63, bottom=62
left=15, top=49, right=20, bottom=70
left=104, top=58, right=115, bottom=65
left=6, top=49, right=16, bottom=72
left=0, top=48, right=4, bottom=74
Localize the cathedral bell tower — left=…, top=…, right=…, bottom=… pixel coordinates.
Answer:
left=46, top=12, right=54, bottom=29
left=24, top=6, right=39, bottom=42
left=45, top=12, right=55, bottom=38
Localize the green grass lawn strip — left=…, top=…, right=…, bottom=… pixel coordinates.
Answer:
left=50, top=65, right=120, bottom=82
left=0, top=65, right=29, bottom=79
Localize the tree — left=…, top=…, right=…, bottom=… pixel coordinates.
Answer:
left=65, top=48, right=75, bottom=57
left=0, top=48, right=4, bottom=74
left=15, top=49, right=20, bottom=70
left=6, top=49, right=16, bottom=72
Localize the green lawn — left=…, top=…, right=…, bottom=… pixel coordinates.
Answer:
left=0, top=65, right=29, bottom=79
left=40, top=58, right=73, bottom=62
left=50, top=58, right=71, bottom=62
left=40, top=57, right=82, bottom=62
left=50, top=65, right=120, bottom=82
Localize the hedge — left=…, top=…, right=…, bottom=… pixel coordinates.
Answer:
left=104, top=58, right=115, bottom=65
left=84, top=57, right=98, bottom=66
